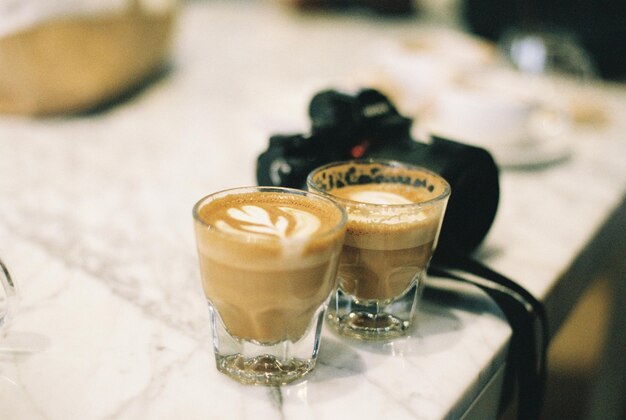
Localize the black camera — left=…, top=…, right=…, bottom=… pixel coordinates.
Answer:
left=256, top=88, right=500, bottom=259
left=257, top=89, right=547, bottom=418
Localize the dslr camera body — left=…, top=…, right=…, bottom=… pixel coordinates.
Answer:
left=257, top=88, right=500, bottom=259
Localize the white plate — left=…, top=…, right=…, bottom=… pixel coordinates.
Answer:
left=419, top=115, right=572, bottom=169
left=485, top=134, right=572, bottom=168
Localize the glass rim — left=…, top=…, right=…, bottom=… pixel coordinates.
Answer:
left=306, top=159, right=451, bottom=209
left=192, top=186, right=348, bottom=242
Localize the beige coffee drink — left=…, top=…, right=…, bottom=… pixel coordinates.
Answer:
left=307, top=160, right=450, bottom=340
left=332, top=183, right=441, bottom=301
left=193, top=187, right=346, bottom=385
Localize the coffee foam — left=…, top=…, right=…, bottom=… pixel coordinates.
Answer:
left=214, top=205, right=321, bottom=240
left=331, top=183, right=432, bottom=205
left=195, top=191, right=345, bottom=269
left=343, top=212, right=440, bottom=250
left=345, top=190, right=413, bottom=205
left=329, top=184, right=443, bottom=250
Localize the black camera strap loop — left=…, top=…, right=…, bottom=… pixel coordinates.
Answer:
left=429, top=256, right=548, bottom=420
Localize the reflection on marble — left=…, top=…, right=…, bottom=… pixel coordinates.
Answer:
left=0, top=1, right=624, bottom=419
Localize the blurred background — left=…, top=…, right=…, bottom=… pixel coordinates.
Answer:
left=1, top=0, right=625, bottom=116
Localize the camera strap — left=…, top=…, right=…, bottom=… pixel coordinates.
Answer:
left=429, top=256, right=548, bottom=420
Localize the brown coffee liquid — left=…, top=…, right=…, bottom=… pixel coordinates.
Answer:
left=330, top=183, right=441, bottom=301
left=194, top=191, right=345, bottom=343
left=339, top=242, right=434, bottom=301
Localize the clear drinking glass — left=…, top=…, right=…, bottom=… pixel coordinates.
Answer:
left=307, top=160, right=450, bottom=340
left=193, top=186, right=346, bottom=385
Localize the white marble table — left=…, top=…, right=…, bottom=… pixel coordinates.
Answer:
left=1, top=1, right=625, bottom=419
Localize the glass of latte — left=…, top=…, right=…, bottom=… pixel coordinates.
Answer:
left=193, top=187, right=346, bottom=385
left=307, top=160, right=450, bottom=340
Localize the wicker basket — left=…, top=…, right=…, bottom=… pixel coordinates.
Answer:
left=0, top=2, right=176, bottom=115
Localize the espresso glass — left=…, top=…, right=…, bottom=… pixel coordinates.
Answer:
left=307, top=160, right=450, bottom=340
left=193, top=187, right=346, bottom=385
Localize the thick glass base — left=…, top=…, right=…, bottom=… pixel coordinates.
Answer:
left=215, top=353, right=315, bottom=386
left=326, top=274, right=424, bottom=341
left=209, top=304, right=325, bottom=386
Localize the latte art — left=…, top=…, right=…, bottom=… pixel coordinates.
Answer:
left=196, top=190, right=345, bottom=265
left=280, top=206, right=322, bottom=238
left=215, top=205, right=321, bottom=239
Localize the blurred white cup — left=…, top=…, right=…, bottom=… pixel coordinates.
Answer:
left=430, top=87, right=536, bottom=148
